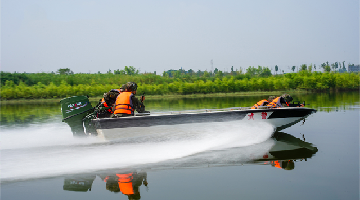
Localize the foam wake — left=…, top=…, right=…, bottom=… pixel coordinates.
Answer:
left=1, top=120, right=274, bottom=182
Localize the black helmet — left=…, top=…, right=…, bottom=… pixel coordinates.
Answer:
left=119, top=84, right=126, bottom=92
left=281, top=94, right=293, bottom=103
left=126, top=82, right=137, bottom=92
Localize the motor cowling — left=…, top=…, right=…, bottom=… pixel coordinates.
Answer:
left=60, top=96, right=94, bottom=136
left=60, top=96, right=93, bottom=121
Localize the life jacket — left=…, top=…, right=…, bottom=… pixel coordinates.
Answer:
left=116, top=173, right=134, bottom=195
left=99, top=97, right=112, bottom=114
left=268, top=97, right=289, bottom=108
left=267, top=97, right=281, bottom=108
left=251, top=99, right=269, bottom=109
left=114, top=92, right=134, bottom=115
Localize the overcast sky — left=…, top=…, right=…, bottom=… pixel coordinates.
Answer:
left=1, top=0, right=359, bottom=74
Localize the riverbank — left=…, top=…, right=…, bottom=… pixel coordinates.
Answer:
left=0, top=90, right=310, bottom=104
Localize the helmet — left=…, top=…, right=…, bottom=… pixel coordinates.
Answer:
left=120, top=84, right=126, bottom=92
left=126, top=82, right=137, bottom=92
left=281, top=94, right=293, bottom=103
left=267, top=96, right=276, bottom=102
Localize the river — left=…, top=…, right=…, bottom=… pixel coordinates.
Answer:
left=1, top=92, right=359, bottom=200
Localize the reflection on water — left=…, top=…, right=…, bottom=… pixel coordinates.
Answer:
left=59, top=131, right=317, bottom=199
left=63, top=170, right=148, bottom=199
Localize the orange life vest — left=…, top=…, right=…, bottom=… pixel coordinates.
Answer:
left=114, top=92, right=134, bottom=115
left=251, top=99, right=269, bottom=109
left=267, top=97, right=281, bottom=108
left=116, top=173, right=134, bottom=195
left=268, top=97, right=289, bottom=108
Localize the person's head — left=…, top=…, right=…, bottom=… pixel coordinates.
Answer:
left=268, top=96, right=276, bottom=102
left=281, top=94, right=293, bottom=103
left=126, top=82, right=138, bottom=94
left=120, top=84, right=126, bottom=92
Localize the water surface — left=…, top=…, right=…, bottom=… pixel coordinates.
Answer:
left=1, top=92, right=359, bottom=200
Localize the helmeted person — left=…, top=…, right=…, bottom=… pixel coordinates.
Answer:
left=251, top=96, right=276, bottom=109
left=112, top=82, right=146, bottom=117
left=95, top=84, right=126, bottom=118
left=267, top=94, right=293, bottom=108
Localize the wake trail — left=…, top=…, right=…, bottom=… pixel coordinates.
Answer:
left=1, top=120, right=275, bottom=182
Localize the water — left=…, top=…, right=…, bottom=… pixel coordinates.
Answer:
left=1, top=92, right=359, bottom=199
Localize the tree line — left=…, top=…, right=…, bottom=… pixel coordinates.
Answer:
left=0, top=65, right=359, bottom=100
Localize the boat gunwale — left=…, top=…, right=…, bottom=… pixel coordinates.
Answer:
left=91, top=107, right=316, bottom=121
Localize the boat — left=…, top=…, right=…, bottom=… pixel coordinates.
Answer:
left=60, top=96, right=316, bottom=137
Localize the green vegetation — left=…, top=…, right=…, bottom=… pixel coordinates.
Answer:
left=1, top=65, right=359, bottom=100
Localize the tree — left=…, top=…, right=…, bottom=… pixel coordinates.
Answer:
left=124, top=66, right=139, bottom=75
left=292, top=66, right=296, bottom=72
left=260, top=67, right=272, bottom=77
left=162, top=71, right=169, bottom=77
left=203, top=70, right=210, bottom=78
left=187, top=69, right=194, bottom=76
left=323, top=65, right=331, bottom=72
left=215, top=70, right=223, bottom=78
left=246, top=66, right=256, bottom=77
left=300, top=64, right=307, bottom=71
left=275, top=65, right=278, bottom=74
left=56, top=68, right=73, bottom=75
left=331, top=62, right=339, bottom=71
left=114, top=69, right=125, bottom=75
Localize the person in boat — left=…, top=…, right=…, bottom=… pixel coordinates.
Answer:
left=251, top=96, right=275, bottom=109
left=267, top=94, right=294, bottom=108
left=112, top=82, right=146, bottom=117
left=95, top=84, right=125, bottom=118
left=101, top=85, right=125, bottom=106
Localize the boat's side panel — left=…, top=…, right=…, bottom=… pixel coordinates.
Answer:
left=94, top=111, right=248, bottom=129
left=92, top=108, right=316, bottom=131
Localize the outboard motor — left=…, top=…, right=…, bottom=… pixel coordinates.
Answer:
left=60, top=96, right=94, bottom=136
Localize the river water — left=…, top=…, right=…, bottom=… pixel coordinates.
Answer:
left=1, top=92, right=359, bottom=200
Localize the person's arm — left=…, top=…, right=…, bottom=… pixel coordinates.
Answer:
left=131, top=95, right=146, bottom=113
left=131, top=95, right=140, bottom=110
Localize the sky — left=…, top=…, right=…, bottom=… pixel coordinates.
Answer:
left=1, top=0, right=359, bottom=74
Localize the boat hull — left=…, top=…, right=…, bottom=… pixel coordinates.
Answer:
left=91, top=107, right=316, bottom=138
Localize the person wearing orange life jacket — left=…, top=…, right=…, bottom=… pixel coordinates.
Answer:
left=267, top=94, right=293, bottom=108
left=251, top=99, right=268, bottom=109
left=251, top=96, right=275, bottom=109
left=95, top=85, right=125, bottom=118
left=112, top=82, right=146, bottom=117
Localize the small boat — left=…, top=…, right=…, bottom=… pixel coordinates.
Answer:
left=60, top=96, right=316, bottom=137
